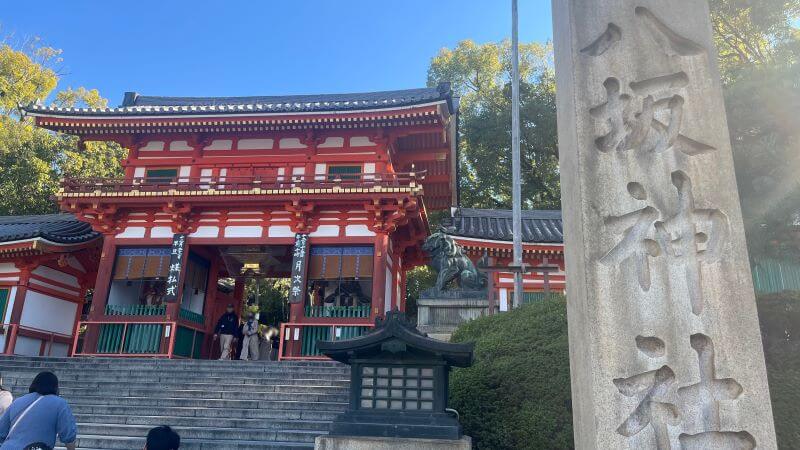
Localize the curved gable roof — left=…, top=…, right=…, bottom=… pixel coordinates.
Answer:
left=0, top=214, right=100, bottom=245
left=443, top=208, right=563, bottom=244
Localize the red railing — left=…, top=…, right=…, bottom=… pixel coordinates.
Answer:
left=60, top=171, right=425, bottom=195
left=1, top=323, right=73, bottom=357
left=72, top=320, right=178, bottom=358
left=278, top=322, right=374, bottom=361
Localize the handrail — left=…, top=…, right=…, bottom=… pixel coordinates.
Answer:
left=60, top=171, right=426, bottom=195
left=278, top=322, right=375, bottom=361
left=72, top=320, right=178, bottom=358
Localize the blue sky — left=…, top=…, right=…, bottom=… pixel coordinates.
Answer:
left=3, top=1, right=553, bottom=106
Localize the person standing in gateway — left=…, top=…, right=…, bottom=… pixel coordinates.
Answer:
left=213, top=304, right=239, bottom=360
left=239, top=312, right=259, bottom=361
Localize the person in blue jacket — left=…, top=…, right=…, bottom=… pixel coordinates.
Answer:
left=0, top=371, right=77, bottom=450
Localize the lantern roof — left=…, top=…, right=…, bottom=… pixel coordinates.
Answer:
left=318, top=310, right=474, bottom=367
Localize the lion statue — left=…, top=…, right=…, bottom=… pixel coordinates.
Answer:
left=422, top=227, right=487, bottom=294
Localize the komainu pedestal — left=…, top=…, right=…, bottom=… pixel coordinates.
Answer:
left=552, top=0, right=777, bottom=448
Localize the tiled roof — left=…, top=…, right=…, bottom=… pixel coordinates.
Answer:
left=0, top=214, right=100, bottom=245
left=443, top=208, right=563, bottom=244
left=23, top=84, right=453, bottom=117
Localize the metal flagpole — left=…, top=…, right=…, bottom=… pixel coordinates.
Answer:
left=511, top=0, right=524, bottom=309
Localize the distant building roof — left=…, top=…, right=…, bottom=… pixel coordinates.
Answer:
left=23, top=84, right=454, bottom=117
left=443, top=208, right=563, bottom=244
left=0, top=214, right=99, bottom=245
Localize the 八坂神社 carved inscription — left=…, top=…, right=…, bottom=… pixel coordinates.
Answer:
left=554, top=1, right=777, bottom=448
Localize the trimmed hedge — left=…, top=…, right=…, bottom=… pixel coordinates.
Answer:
left=449, top=298, right=573, bottom=449
left=448, top=293, right=799, bottom=449
left=757, top=291, right=800, bottom=447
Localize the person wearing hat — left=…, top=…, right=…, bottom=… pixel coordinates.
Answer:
left=213, top=304, right=239, bottom=360
left=239, top=312, right=260, bottom=361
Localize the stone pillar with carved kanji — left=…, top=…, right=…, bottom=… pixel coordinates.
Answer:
left=553, top=1, right=777, bottom=448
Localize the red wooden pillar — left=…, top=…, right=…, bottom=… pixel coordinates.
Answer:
left=399, top=267, right=408, bottom=312
left=371, top=232, right=389, bottom=319
left=83, top=234, right=116, bottom=353
left=7, top=261, right=37, bottom=354
left=89, top=234, right=116, bottom=320
left=233, top=278, right=245, bottom=317
left=200, top=254, right=220, bottom=359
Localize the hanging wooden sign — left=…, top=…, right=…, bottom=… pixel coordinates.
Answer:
left=289, top=233, right=309, bottom=304
left=164, top=233, right=187, bottom=303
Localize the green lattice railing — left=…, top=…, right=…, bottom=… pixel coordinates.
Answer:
left=105, top=304, right=166, bottom=316
left=305, top=305, right=370, bottom=318
left=179, top=308, right=205, bottom=325
left=300, top=325, right=371, bottom=356
left=96, top=323, right=164, bottom=354
left=174, top=326, right=204, bottom=359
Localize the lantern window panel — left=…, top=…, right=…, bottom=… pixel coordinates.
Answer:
left=356, top=365, right=438, bottom=412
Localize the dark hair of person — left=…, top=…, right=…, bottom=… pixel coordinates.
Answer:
left=23, top=443, right=52, bottom=450
left=146, top=425, right=180, bottom=450
left=28, top=371, right=59, bottom=396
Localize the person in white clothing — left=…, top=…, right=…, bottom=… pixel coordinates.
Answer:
left=0, top=373, right=11, bottom=416
left=239, top=313, right=260, bottom=361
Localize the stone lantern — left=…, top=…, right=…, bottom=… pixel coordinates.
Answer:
left=315, top=310, right=473, bottom=449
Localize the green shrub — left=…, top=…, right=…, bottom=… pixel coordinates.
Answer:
left=449, top=298, right=573, bottom=449
left=757, top=291, right=800, bottom=447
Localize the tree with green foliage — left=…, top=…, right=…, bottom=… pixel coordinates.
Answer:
left=449, top=297, right=572, bottom=450
left=244, top=278, right=289, bottom=327
left=427, top=40, right=560, bottom=210
left=709, top=2, right=800, bottom=259
left=0, top=41, right=125, bottom=216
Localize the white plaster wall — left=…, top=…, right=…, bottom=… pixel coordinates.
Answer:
left=150, top=227, right=174, bottom=238
left=309, top=225, right=340, bottom=237
left=204, top=139, right=232, bottom=150
left=190, top=226, right=219, bottom=238
left=0, top=263, right=17, bottom=273
left=345, top=224, right=375, bottom=237
left=224, top=226, right=263, bottom=238
left=13, top=336, right=42, bottom=356
left=384, top=266, right=393, bottom=314
left=117, top=227, right=146, bottom=239
left=238, top=138, right=274, bottom=150
left=4, top=287, right=17, bottom=323
left=20, top=291, right=78, bottom=335
left=267, top=226, right=294, bottom=238
left=33, top=266, right=79, bottom=289
left=318, top=137, right=344, bottom=148
left=46, top=342, right=69, bottom=357
left=179, top=166, right=191, bottom=182
left=66, top=257, right=85, bottom=273
left=499, top=288, right=509, bottom=312
left=350, top=136, right=375, bottom=147
left=279, top=138, right=306, bottom=149
left=140, top=141, right=164, bottom=151
left=133, top=167, right=146, bottom=178
left=170, top=140, right=193, bottom=151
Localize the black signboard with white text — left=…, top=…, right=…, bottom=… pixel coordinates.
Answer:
left=289, top=233, right=309, bottom=304
left=164, top=234, right=187, bottom=303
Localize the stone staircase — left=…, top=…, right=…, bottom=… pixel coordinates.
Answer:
left=0, top=356, right=349, bottom=449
